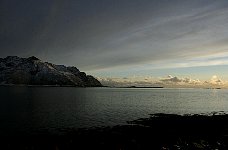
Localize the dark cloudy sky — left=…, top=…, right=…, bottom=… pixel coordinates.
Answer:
left=1, top=0, right=228, bottom=86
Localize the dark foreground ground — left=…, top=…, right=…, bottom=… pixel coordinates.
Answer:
left=2, top=113, right=228, bottom=150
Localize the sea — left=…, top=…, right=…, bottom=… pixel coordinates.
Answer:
left=1, top=87, right=228, bottom=135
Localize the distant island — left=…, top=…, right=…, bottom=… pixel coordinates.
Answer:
left=205, top=88, right=222, bottom=89
left=0, top=56, right=102, bottom=87
left=127, top=86, right=164, bottom=88
left=102, top=86, right=164, bottom=88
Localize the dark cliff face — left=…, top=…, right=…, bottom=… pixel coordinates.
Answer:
left=0, top=56, right=102, bottom=87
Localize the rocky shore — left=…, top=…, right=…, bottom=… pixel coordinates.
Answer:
left=2, top=113, right=228, bottom=150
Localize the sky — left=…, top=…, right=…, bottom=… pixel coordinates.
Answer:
left=1, top=0, right=228, bottom=87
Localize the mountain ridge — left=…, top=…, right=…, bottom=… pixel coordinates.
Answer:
left=0, top=56, right=102, bottom=87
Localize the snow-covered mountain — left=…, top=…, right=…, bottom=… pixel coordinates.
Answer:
left=0, top=56, right=102, bottom=87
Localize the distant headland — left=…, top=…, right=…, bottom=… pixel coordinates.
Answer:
left=126, top=86, right=164, bottom=88
left=0, top=56, right=102, bottom=87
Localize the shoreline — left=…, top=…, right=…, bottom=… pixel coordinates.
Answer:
left=2, top=113, right=228, bottom=149
left=0, top=84, right=225, bottom=90
left=0, top=84, right=104, bottom=88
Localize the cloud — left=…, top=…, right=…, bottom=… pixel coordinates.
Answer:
left=98, top=75, right=227, bottom=88
left=160, top=75, right=182, bottom=83
left=98, top=76, right=161, bottom=87
left=209, top=75, right=224, bottom=85
left=160, top=75, right=202, bottom=85
left=159, top=75, right=226, bottom=87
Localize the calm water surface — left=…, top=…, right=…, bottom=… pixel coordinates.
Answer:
left=0, top=87, right=228, bottom=135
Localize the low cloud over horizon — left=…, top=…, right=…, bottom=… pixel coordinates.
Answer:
left=98, top=75, right=227, bottom=88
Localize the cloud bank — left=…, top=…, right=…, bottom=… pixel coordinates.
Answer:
left=98, top=75, right=226, bottom=88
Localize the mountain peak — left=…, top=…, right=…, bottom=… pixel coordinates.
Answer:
left=4, top=56, right=20, bottom=60
left=28, top=56, right=40, bottom=61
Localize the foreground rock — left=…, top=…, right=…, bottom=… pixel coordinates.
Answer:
left=0, top=56, right=102, bottom=87
left=2, top=113, right=228, bottom=150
